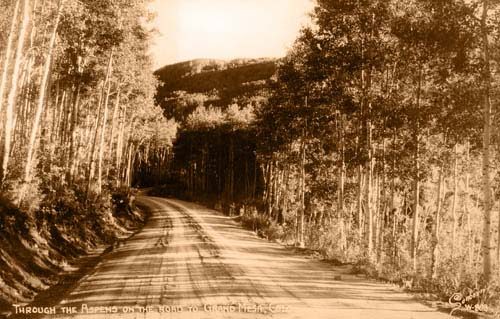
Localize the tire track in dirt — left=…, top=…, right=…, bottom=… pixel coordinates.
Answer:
left=29, top=196, right=454, bottom=319
left=162, top=200, right=267, bottom=307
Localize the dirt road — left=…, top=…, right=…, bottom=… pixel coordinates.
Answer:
left=29, top=196, right=452, bottom=319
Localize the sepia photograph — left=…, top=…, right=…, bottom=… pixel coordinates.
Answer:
left=0, top=0, right=499, bottom=318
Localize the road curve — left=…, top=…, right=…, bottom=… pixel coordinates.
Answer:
left=34, top=196, right=450, bottom=319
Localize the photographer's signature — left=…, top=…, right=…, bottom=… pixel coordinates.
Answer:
left=448, top=289, right=489, bottom=316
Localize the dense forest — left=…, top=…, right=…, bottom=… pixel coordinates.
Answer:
left=151, top=0, right=500, bottom=311
left=0, top=0, right=176, bottom=309
left=2, top=0, right=500, bottom=315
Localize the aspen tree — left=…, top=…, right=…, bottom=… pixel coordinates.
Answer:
left=0, top=0, right=20, bottom=119
left=480, top=0, right=494, bottom=283
left=23, top=0, right=64, bottom=188
left=97, top=79, right=111, bottom=193
left=1, top=0, right=29, bottom=182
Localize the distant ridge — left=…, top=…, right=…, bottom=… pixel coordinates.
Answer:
left=154, top=58, right=278, bottom=120
left=154, top=57, right=276, bottom=78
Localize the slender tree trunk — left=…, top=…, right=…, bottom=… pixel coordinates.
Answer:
left=365, top=118, right=374, bottom=260
left=373, top=172, right=380, bottom=259
left=0, top=0, right=20, bottom=119
left=451, top=144, right=458, bottom=256
left=21, top=0, right=38, bottom=143
left=49, top=83, right=60, bottom=146
left=59, top=89, right=69, bottom=145
left=228, top=136, right=234, bottom=203
left=297, top=97, right=309, bottom=248
left=391, top=130, right=397, bottom=262
left=481, top=0, right=494, bottom=283
left=377, top=138, right=387, bottom=262
left=264, top=161, right=272, bottom=213
left=1, top=0, right=29, bottom=183
left=431, top=159, right=445, bottom=279
left=252, top=155, right=257, bottom=199
left=364, top=59, right=374, bottom=260
left=97, top=79, right=112, bottom=194
left=496, top=193, right=500, bottom=274
left=13, top=57, right=31, bottom=147
left=23, top=0, right=64, bottom=190
left=18, top=56, right=34, bottom=145
left=357, top=165, right=363, bottom=240
left=463, top=140, right=473, bottom=268
left=87, top=52, right=112, bottom=195
left=299, top=136, right=306, bottom=248
left=411, top=131, right=420, bottom=275
left=115, top=104, right=128, bottom=185
left=87, top=87, right=103, bottom=193
left=125, top=143, right=133, bottom=187
left=338, top=113, right=346, bottom=253
left=67, top=85, right=80, bottom=183
left=411, top=66, right=423, bottom=274
left=497, top=202, right=500, bottom=274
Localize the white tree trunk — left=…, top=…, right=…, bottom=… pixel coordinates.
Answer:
left=451, top=144, right=458, bottom=255
left=86, top=52, right=112, bottom=195
left=107, top=86, right=120, bottom=177
left=1, top=0, right=29, bottom=182
left=23, top=0, right=63, bottom=186
left=481, top=0, right=494, bottom=283
left=0, top=0, right=21, bottom=118
left=411, top=67, right=423, bottom=274
left=97, top=80, right=111, bottom=193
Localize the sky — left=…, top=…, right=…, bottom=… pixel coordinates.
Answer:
left=149, top=0, right=313, bottom=68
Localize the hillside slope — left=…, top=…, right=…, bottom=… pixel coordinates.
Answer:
left=154, top=58, right=277, bottom=121
left=0, top=191, right=145, bottom=316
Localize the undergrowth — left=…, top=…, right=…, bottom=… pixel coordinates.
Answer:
left=0, top=183, right=144, bottom=314
left=238, top=208, right=284, bottom=241
left=222, top=201, right=500, bottom=317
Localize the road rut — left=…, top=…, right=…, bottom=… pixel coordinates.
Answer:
left=33, top=196, right=451, bottom=319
